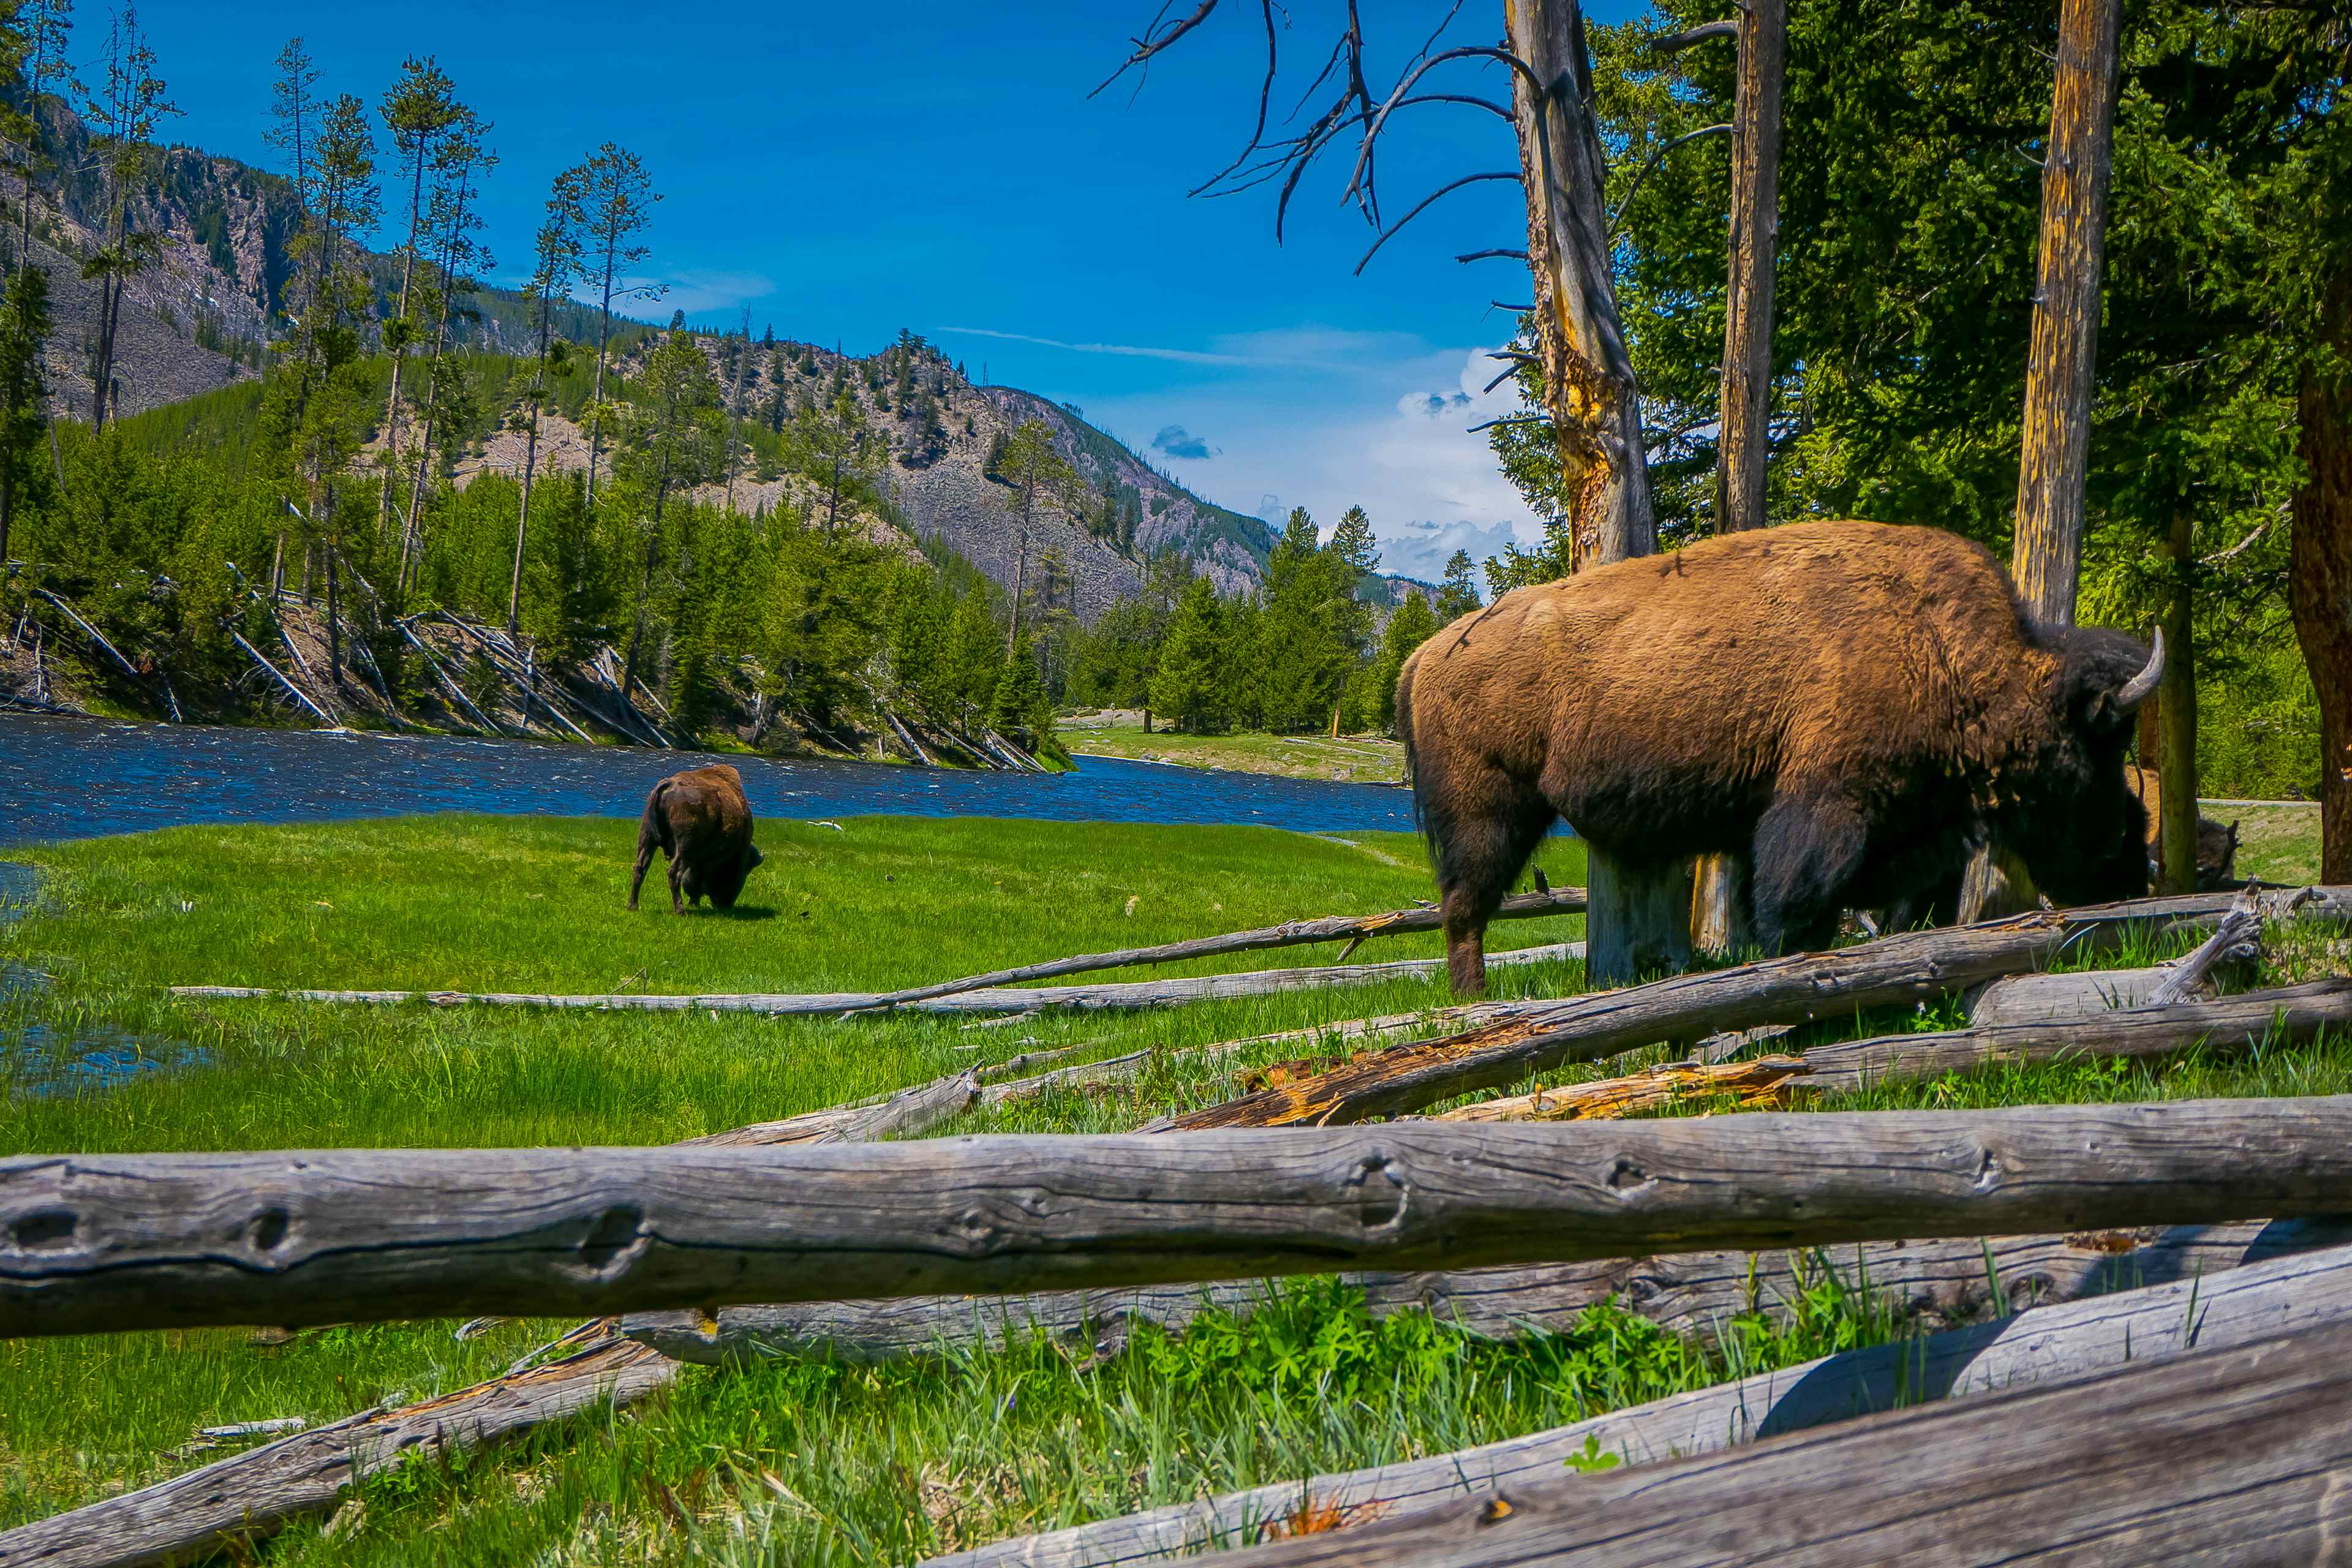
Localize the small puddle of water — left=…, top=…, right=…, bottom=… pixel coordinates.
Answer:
left=1, top=860, right=211, bottom=1097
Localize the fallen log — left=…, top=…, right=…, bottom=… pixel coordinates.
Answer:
left=1436, top=978, right=2352, bottom=1123
left=15, top=1096, right=2352, bottom=1336
left=1211, top=1295, right=2352, bottom=1567
left=0, top=1063, right=1008, bottom=1568
left=392, top=618, right=503, bottom=737
left=919, top=1239, right=2352, bottom=1568
left=857, top=888, right=1588, bottom=1011
left=167, top=940, right=1583, bottom=1017
left=627, top=1215, right=2352, bottom=1367
left=435, top=615, right=596, bottom=744
left=23, top=586, right=173, bottom=720
left=227, top=630, right=336, bottom=727
left=1165, top=888, right=2345, bottom=1129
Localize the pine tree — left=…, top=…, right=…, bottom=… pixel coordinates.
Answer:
left=6, top=0, right=72, bottom=278
left=989, top=633, right=1053, bottom=746
left=1370, top=590, right=1439, bottom=731
left=372, top=56, right=459, bottom=549
left=507, top=167, right=582, bottom=634
left=0, top=261, right=52, bottom=564
left=1149, top=575, right=1228, bottom=733
left=77, top=6, right=176, bottom=430
left=396, top=103, right=494, bottom=594
left=1434, top=548, right=1481, bottom=620
left=617, top=328, right=723, bottom=693
left=572, top=142, right=664, bottom=516
left=995, top=420, right=1080, bottom=654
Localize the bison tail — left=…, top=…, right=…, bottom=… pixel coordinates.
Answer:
left=638, top=779, right=669, bottom=849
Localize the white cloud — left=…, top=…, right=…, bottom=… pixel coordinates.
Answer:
left=939, top=323, right=1431, bottom=374
left=1087, top=343, right=1543, bottom=576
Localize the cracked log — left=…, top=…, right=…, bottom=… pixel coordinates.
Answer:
left=1166, top=888, right=2348, bottom=1128
left=14, top=1097, right=2352, bottom=1336
left=920, top=1238, right=2352, bottom=1568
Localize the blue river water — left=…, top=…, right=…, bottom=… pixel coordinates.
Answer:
left=0, top=714, right=1421, bottom=845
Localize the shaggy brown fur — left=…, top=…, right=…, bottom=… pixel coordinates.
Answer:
left=629, top=764, right=764, bottom=913
left=1397, top=520, right=2158, bottom=993
left=2125, top=764, right=2243, bottom=891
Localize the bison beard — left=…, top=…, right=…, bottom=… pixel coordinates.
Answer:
left=630, top=763, right=764, bottom=914
left=1397, top=520, right=2163, bottom=995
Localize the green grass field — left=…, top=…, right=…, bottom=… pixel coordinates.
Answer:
left=1060, top=718, right=1408, bottom=785
left=0, top=812, right=2339, bottom=1563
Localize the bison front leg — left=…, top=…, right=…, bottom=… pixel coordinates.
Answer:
left=1751, top=792, right=1871, bottom=957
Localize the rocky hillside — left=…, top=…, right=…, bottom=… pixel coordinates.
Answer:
left=6, top=97, right=1426, bottom=620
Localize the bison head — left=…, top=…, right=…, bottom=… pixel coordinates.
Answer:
left=2002, top=628, right=2165, bottom=907
left=706, top=842, right=765, bottom=910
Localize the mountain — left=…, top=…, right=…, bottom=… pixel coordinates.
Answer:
left=3, top=96, right=1431, bottom=619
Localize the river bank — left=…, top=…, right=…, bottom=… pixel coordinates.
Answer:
left=1059, top=711, right=1408, bottom=785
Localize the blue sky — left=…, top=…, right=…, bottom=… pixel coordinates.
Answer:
left=145, top=0, right=1645, bottom=579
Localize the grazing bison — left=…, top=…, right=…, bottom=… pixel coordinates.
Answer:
left=1396, top=520, right=2163, bottom=994
left=2126, top=764, right=2243, bottom=891
left=629, top=763, right=764, bottom=913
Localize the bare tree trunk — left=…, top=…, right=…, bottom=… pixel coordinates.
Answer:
left=1507, top=0, right=1653, bottom=570
left=1006, top=489, right=1033, bottom=657
left=2294, top=270, right=2352, bottom=883
left=585, top=260, right=617, bottom=516
left=1714, top=0, right=1784, bottom=536
left=2010, top=0, right=2122, bottom=628
left=723, top=309, right=750, bottom=513
left=508, top=407, right=541, bottom=637
left=2157, top=513, right=2200, bottom=893
left=374, top=153, right=429, bottom=550
left=323, top=524, right=343, bottom=689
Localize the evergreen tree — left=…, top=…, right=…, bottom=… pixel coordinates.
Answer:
left=0, top=260, right=51, bottom=564
left=995, top=420, right=1080, bottom=653
left=989, top=633, right=1053, bottom=745
left=1149, top=575, right=1228, bottom=733
left=572, top=142, right=663, bottom=516
left=1370, top=590, right=1439, bottom=731
left=1434, top=548, right=1480, bottom=620
left=78, top=6, right=176, bottom=431
left=616, top=329, right=723, bottom=693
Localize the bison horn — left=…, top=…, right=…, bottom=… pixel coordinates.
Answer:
left=2114, top=630, right=2165, bottom=714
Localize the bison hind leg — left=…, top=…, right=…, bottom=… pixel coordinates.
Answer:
left=1431, top=790, right=1556, bottom=997
left=1752, top=791, right=1872, bottom=957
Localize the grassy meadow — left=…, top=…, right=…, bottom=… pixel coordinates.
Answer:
left=0, top=809, right=2341, bottom=1564
left=1058, top=718, right=1408, bottom=785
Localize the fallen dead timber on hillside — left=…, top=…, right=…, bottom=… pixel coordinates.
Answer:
left=18, top=1096, right=2352, bottom=1336
left=167, top=940, right=1583, bottom=1017
left=919, top=1240, right=2352, bottom=1568
left=627, top=1215, right=2352, bottom=1366
left=0, top=1059, right=1018, bottom=1568
left=847, top=887, right=1588, bottom=1010
left=1161, top=886, right=2351, bottom=1129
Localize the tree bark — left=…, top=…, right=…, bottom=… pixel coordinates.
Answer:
left=14, top=1097, right=2352, bottom=1337
left=2010, top=0, right=2122, bottom=628
left=2158, top=511, right=2201, bottom=893
left=1507, top=0, right=1654, bottom=570
left=2293, top=268, right=2352, bottom=883
left=1713, top=0, right=1784, bottom=536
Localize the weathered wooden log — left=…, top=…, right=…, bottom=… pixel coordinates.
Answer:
left=166, top=941, right=1583, bottom=1018
left=0, top=1061, right=1025, bottom=1568
left=1165, top=888, right=2340, bottom=1129
left=0, top=1329, right=680, bottom=1568
left=21, top=586, right=168, bottom=718
left=14, top=1096, right=2352, bottom=1337
left=919, top=1238, right=2352, bottom=1568
left=627, top=1216, right=2352, bottom=1368
left=1216, top=1324, right=2352, bottom=1567
left=1582, top=848, right=1693, bottom=986
left=392, top=618, right=503, bottom=737
left=1436, top=979, right=2352, bottom=1123
left=859, top=888, right=1588, bottom=1012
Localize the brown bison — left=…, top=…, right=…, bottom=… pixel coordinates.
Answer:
left=629, top=763, right=764, bottom=913
left=2126, top=764, right=2243, bottom=891
left=1396, top=520, right=2163, bottom=993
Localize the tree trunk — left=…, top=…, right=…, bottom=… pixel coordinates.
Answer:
left=508, top=406, right=541, bottom=637
left=323, top=533, right=343, bottom=688
left=2293, top=269, right=2352, bottom=883
left=1006, top=501, right=1030, bottom=658
left=584, top=260, right=616, bottom=516
left=2158, top=513, right=2200, bottom=892
left=1507, top=0, right=1654, bottom=570
left=1713, top=0, right=1784, bottom=537
left=2010, top=0, right=2122, bottom=628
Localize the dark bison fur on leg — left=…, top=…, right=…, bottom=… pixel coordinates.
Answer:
left=630, top=763, right=764, bottom=913
left=1396, top=520, right=2163, bottom=995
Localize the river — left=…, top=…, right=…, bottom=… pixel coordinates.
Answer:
left=0, top=714, right=1421, bottom=845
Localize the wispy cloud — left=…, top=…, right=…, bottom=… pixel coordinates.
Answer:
left=577, top=270, right=776, bottom=317
left=940, top=324, right=1426, bottom=373
left=1152, top=424, right=1218, bottom=461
